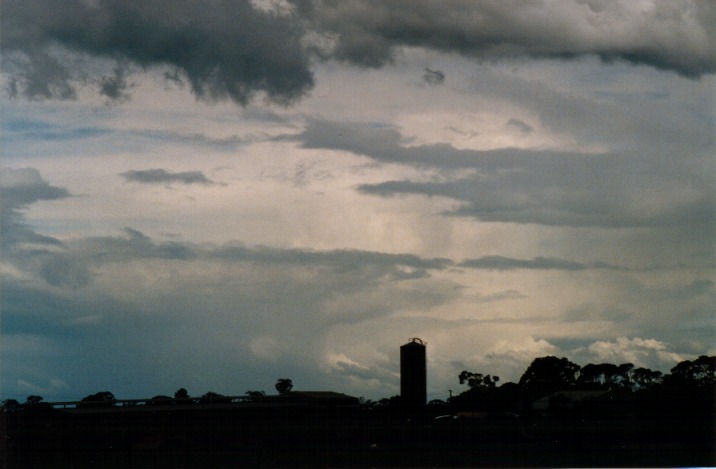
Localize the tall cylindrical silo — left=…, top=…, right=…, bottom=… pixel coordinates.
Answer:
left=400, top=338, right=426, bottom=405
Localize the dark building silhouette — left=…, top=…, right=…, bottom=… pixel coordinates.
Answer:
left=400, top=338, right=427, bottom=405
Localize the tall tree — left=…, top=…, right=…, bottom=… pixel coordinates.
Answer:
left=519, top=356, right=580, bottom=396
left=275, top=378, right=293, bottom=394
left=631, top=367, right=663, bottom=391
left=667, top=355, right=716, bottom=388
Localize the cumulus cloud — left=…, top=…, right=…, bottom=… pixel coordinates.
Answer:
left=1, top=0, right=314, bottom=104
left=298, top=0, right=716, bottom=77
left=121, top=169, right=215, bottom=185
left=571, top=337, right=685, bottom=370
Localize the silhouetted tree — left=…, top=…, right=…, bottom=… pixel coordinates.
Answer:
left=275, top=378, right=293, bottom=394
left=459, top=371, right=499, bottom=389
left=174, top=388, right=189, bottom=399
left=79, top=391, right=115, bottom=407
left=376, top=395, right=403, bottom=406
left=200, top=391, right=231, bottom=403
left=519, top=356, right=580, bottom=397
left=1, top=399, right=21, bottom=413
left=24, top=395, right=45, bottom=406
left=245, top=390, right=266, bottom=401
left=631, top=367, right=663, bottom=391
left=666, top=355, right=716, bottom=388
left=149, top=395, right=172, bottom=404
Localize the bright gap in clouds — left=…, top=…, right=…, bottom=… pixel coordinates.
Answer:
left=1, top=0, right=714, bottom=401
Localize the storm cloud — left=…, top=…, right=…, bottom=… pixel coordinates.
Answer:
left=298, top=0, right=716, bottom=77
left=1, top=0, right=314, bottom=104
left=3, top=0, right=714, bottom=105
left=1, top=1, right=713, bottom=403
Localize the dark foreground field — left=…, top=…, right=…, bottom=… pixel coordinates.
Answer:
left=3, top=403, right=714, bottom=468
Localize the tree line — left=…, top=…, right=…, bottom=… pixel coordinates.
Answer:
left=2, top=355, right=714, bottom=412
left=1, top=356, right=713, bottom=467
left=1, top=378, right=296, bottom=412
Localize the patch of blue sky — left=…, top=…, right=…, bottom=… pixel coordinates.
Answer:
left=3, top=118, right=54, bottom=132
left=3, top=118, right=112, bottom=142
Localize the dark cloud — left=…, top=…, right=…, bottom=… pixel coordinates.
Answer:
left=0, top=168, right=70, bottom=249
left=1, top=224, right=457, bottom=399
left=3, top=1, right=713, bottom=106
left=422, top=68, right=445, bottom=86
left=1, top=167, right=71, bottom=209
left=121, top=168, right=215, bottom=185
left=98, top=64, right=135, bottom=102
left=210, top=244, right=452, bottom=281
left=461, top=256, right=588, bottom=271
left=1, top=0, right=314, bottom=104
left=460, top=256, right=626, bottom=271
left=293, top=120, right=716, bottom=229
left=298, top=0, right=716, bottom=77
left=361, top=176, right=715, bottom=229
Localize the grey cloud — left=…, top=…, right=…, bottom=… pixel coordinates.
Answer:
left=0, top=166, right=453, bottom=291
left=296, top=120, right=716, bottom=228
left=4, top=48, right=78, bottom=100
left=98, top=64, right=134, bottom=102
left=422, top=68, right=445, bottom=86
left=361, top=176, right=715, bottom=228
left=298, top=0, right=716, bottom=77
left=1, top=223, right=459, bottom=398
left=506, top=118, right=533, bottom=133
left=461, top=256, right=589, bottom=271
left=4, top=1, right=713, bottom=107
left=121, top=169, right=215, bottom=185
left=2, top=0, right=314, bottom=104
left=466, top=68, right=714, bottom=160
left=57, top=228, right=452, bottom=282
left=476, top=289, right=525, bottom=303
left=0, top=168, right=70, bottom=249
left=210, top=245, right=452, bottom=281
left=1, top=167, right=71, bottom=208
left=461, top=256, right=630, bottom=272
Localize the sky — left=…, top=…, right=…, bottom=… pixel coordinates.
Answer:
left=1, top=0, right=714, bottom=403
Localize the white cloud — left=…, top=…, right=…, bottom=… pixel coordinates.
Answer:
left=572, top=337, right=685, bottom=369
